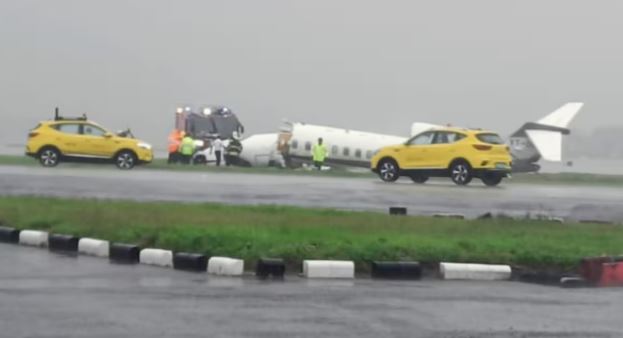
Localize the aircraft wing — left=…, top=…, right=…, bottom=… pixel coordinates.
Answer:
left=525, top=130, right=563, bottom=162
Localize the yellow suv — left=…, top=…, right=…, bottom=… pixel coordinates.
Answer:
left=25, top=112, right=153, bottom=170
left=371, top=127, right=512, bottom=186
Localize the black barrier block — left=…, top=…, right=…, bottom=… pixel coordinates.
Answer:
left=48, top=234, right=79, bottom=252
left=561, top=277, right=589, bottom=288
left=371, top=261, right=422, bottom=280
left=256, top=258, right=286, bottom=279
left=109, top=243, right=140, bottom=263
left=0, top=226, right=20, bottom=244
left=517, top=271, right=565, bottom=286
left=173, top=252, right=208, bottom=272
left=389, top=207, right=407, bottom=216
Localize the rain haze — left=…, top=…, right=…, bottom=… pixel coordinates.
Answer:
left=1, top=0, right=622, bottom=157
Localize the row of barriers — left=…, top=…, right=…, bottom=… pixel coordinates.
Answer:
left=2, top=225, right=621, bottom=286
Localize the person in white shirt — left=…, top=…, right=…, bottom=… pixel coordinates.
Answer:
left=213, top=137, right=224, bottom=167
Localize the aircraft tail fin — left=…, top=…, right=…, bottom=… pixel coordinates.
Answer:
left=510, top=102, right=583, bottom=164
left=537, top=102, right=583, bottom=129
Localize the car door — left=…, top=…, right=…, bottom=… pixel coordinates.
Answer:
left=426, top=131, right=462, bottom=168
left=81, top=124, right=117, bottom=157
left=402, top=131, right=435, bottom=169
left=52, top=123, right=82, bottom=155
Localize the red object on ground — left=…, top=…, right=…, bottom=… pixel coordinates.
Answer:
left=599, top=262, right=623, bottom=287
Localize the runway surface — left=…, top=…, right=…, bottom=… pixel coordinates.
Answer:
left=1, top=165, right=623, bottom=222
left=0, top=243, right=621, bottom=338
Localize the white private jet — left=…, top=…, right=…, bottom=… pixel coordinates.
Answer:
left=235, top=103, right=583, bottom=173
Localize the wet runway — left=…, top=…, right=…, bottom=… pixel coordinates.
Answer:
left=1, top=165, right=623, bottom=222
left=0, top=243, right=621, bottom=338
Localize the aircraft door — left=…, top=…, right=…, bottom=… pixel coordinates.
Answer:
left=277, top=132, right=292, bottom=156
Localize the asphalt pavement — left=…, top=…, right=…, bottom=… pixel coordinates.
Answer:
left=1, top=165, right=623, bottom=222
left=0, top=244, right=621, bottom=338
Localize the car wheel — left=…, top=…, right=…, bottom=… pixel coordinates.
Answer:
left=38, top=147, right=60, bottom=167
left=115, top=151, right=137, bottom=170
left=410, top=175, right=428, bottom=184
left=450, top=161, right=472, bottom=186
left=192, top=155, right=207, bottom=165
left=481, top=174, right=503, bottom=187
left=378, top=159, right=399, bottom=182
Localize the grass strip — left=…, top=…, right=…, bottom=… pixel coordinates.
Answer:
left=0, top=155, right=370, bottom=178
left=2, top=154, right=623, bottom=185
left=0, top=196, right=621, bottom=271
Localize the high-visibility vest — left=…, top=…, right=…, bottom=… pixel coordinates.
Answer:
left=312, top=143, right=328, bottom=162
left=168, top=131, right=182, bottom=153
left=179, top=137, right=195, bottom=155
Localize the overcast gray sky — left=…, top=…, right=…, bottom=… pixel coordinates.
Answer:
left=1, top=0, right=621, bottom=149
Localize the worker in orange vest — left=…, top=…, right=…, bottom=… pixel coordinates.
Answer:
left=167, top=129, right=184, bottom=164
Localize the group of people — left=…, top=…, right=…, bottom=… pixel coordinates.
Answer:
left=168, top=129, right=329, bottom=170
left=167, top=129, right=224, bottom=166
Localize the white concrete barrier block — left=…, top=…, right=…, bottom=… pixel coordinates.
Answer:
left=139, top=248, right=174, bottom=268
left=207, top=257, right=244, bottom=276
left=302, top=260, right=355, bottom=279
left=440, top=262, right=511, bottom=281
left=19, top=230, right=48, bottom=247
left=78, top=238, right=110, bottom=257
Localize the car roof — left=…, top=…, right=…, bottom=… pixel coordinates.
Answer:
left=429, top=127, right=497, bottom=135
left=41, top=120, right=107, bottom=130
left=43, top=119, right=98, bottom=125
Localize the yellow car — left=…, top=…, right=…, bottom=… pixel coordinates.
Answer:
left=371, top=127, right=512, bottom=186
left=25, top=113, right=153, bottom=170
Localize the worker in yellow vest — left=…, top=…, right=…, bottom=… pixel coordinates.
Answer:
left=179, top=135, right=195, bottom=165
left=311, top=137, right=328, bottom=170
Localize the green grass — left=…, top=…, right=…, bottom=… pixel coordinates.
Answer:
left=0, top=196, right=621, bottom=271
left=0, top=155, right=33, bottom=166
left=1, top=154, right=371, bottom=178
left=3, top=154, right=623, bottom=185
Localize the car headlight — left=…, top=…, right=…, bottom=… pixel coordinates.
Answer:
left=137, top=142, right=152, bottom=150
